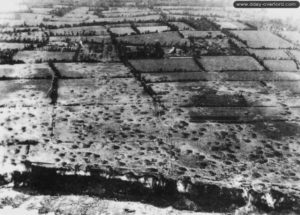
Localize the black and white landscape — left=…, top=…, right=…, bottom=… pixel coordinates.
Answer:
left=0, top=0, right=300, bottom=214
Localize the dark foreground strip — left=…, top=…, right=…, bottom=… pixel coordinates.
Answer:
left=4, top=163, right=300, bottom=213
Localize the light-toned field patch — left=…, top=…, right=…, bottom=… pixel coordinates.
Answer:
left=247, top=49, right=290, bottom=60
left=0, top=106, right=53, bottom=145
left=57, top=78, right=151, bottom=105
left=84, top=15, right=161, bottom=23
left=230, top=31, right=294, bottom=49
left=180, top=31, right=225, bottom=38
left=137, top=26, right=170, bottom=34
left=0, top=63, right=53, bottom=79
left=142, top=72, right=210, bottom=82
left=198, top=56, right=264, bottom=72
left=216, top=21, right=250, bottom=30
left=31, top=7, right=53, bottom=14
left=110, top=27, right=136, bottom=36
left=263, top=60, right=298, bottom=71
left=0, top=43, right=28, bottom=50
left=102, top=7, right=157, bottom=18
left=14, top=51, right=75, bottom=63
left=279, top=31, right=300, bottom=46
left=54, top=62, right=132, bottom=78
left=170, top=22, right=195, bottom=30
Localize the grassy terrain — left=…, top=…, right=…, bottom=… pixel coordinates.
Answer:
left=129, top=58, right=202, bottom=73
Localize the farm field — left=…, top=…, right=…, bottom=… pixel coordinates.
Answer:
left=13, top=51, right=75, bottom=63
left=0, top=79, right=52, bottom=106
left=137, top=26, right=170, bottom=33
left=0, top=31, right=46, bottom=42
left=165, top=9, right=226, bottom=17
left=247, top=49, right=290, bottom=60
left=186, top=106, right=291, bottom=122
left=31, top=7, right=53, bottom=14
left=10, top=13, right=52, bottom=26
left=63, top=7, right=90, bottom=19
left=222, top=71, right=300, bottom=81
left=0, top=63, right=53, bottom=79
left=0, top=27, right=40, bottom=33
left=230, top=31, right=294, bottom=49
left=102, top=8, right=157, bottom=18
left=215, top=20, right=251, bottom=30
left=135, top=22, right=163, bottom=27
left=0, top=106, right=53, bottom=145
left=110, top=27, right=136, bottom=36
left=53, top=103, right=161, bottom=144
left=290, top=50, right=300, bottom=62
left=279, top=31, right=300, bottom=45
left=142, top=71, right=300, bottom=82
left=170, top=22, right=195, bottom=30
left=149, top=81, right=268, bottom=96
left=85, top=15, right=161, bottom=23
left=103, top=11, right=157, bottom=18
left=49, top=26, right=108, bottom=36
left=0, top=42, right=28, bottom=50
left=150, top=81, right=277, bottom=107
left=117, top=31, right=190, bottom=46
left=105, top=23, right=132, bottom=28
left=197, top=56, right=264, bottom=71
left=266, top=81, right=300, bottom=95
left=180, top=30, right=225, bottom=39
left=142, top=72, right=211, bottom=82
left=42, top=20, right=82, bottom=27
left=57, top=78, right=151, bottom=105
left=129, top=58, right=202, bottom=73
left=49, top=35, right=111, bottom=43
left=54, top=62, right=132, bottom=78
left=166, top=14, right=199, bottom=20
left=263, top=60, right=299, bottom=71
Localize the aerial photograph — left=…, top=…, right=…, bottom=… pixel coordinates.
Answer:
left=0, top=0, right=299, bottom=214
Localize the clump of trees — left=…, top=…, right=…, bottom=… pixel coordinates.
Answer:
left=49, top=6, right=74, bottom=17
left=118, top=42, right=165, bottom=60
left=0, top=49, right=23, bottom=64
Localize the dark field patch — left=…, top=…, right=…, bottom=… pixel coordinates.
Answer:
left=187, top=107, right=289, bottom=123
left=129, top=58, right=202, bottom=73
left=253, top=121, right=300, bottom=140
left=183, top=94, right=248, bottom=107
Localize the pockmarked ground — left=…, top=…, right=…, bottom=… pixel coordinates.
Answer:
left=0, top=60, right=300, bottom=213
